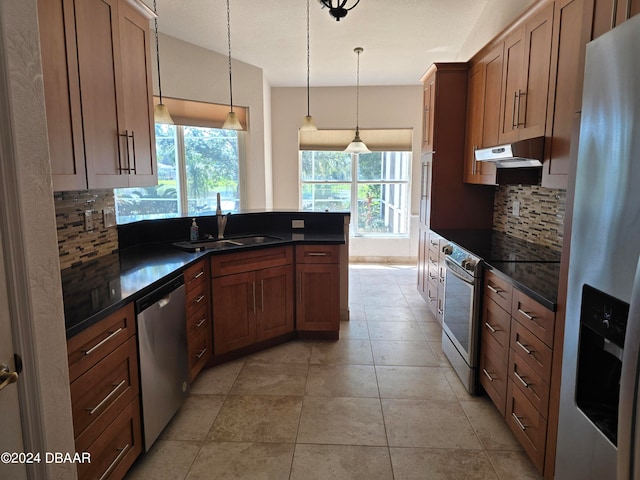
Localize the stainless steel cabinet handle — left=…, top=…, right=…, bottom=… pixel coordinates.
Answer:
left=428, top=273, right=437, bottom=281
left=195, top=317, right=207, bottom=328
left=514, top=370, right=529, bottom=388
left=487, top=284, right=501, bottom=294
left=482, top=368, right=494, bottom=381
left=516, top=340, right=533, bottom=355
left=428, top=295, right=436, bottom=301
left=129, top=131, right=137, bottom=173
left=517, top=308, right=535, bottom=321
left=299, top=273, right=303, bottom=303
left=194, top=294, right=206, bottom=304
left=195, top=348, right=207, bottom=359
left=87, top=379, right=126, bottom=416
left=512, top=91, right=518, bottom=129
left=98, top=444, right=130, bottom=480
left=307, top=252, right=328, bottom=256
left=512, top=413, right=527, bottom=431
left=484, top=322, right=497, bottom=334
left=83, top=328, right=123, bottom=356
left=260, top=280, right=264, bottom=313
left=252, top=281, right=256, bottom=314
left=516, top=89, right=526, bottom=127
left=193, top=270, right=205, bottom=280
left=117, top=130, right=130, bottom=173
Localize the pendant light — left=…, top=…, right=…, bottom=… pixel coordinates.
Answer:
left=300, top=0, right=318, bottom=131
left=344, top=47, right=370, bottom=154
left=222, top=0, right=242, bottom=130
left=319, top=0, right=361, bottom=21
left=153, top=0, right=173, bottom=124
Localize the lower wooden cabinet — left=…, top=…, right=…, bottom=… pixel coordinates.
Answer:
left=211, top=246, right=294, bottom=355
left=184, top=260, right=212, bottom=381
left=67, top=303, right=142, bottom=480
left=295, top=245, right=340, bottom=334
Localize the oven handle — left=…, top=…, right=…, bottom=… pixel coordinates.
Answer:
left=444, top=258, right=475, bottom=285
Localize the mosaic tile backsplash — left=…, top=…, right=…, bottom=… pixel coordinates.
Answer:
left=54, top=190, right=118, bottom=270
left=493, top=185, right=566, bottom=252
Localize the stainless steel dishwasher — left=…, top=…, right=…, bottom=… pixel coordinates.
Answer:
left=136, top=273, right=189, bottom=451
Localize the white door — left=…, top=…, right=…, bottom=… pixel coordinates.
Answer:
left=0, top=211, right=26, bottom=480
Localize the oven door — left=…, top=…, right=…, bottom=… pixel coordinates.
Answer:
left=442, top=258, right=482, bottom=368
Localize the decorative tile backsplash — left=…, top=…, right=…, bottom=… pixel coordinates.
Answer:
left=54, top=190, right=118, bottom=270
left=493, top=185, right=566, bottom=252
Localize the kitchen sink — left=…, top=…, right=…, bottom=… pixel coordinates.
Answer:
left=173, top=235, right=283, bottom=252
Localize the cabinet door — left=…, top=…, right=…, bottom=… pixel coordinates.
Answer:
left=38, top=0, right=87, bottom=191
left=296, top=264, right=339, bottom=332
left=422, top=74, right=436, bottom=152
left=616, top=0, right=640, bottom=25
left=543, top=0, right=592, bottom=188
left=482, top=45, right=504, bottom=150
left=76, top=0, right=129, bottom=189
left=463, top=62, right=485, bottom=183
left=256, top=265, right=294, bottom=341
left=212, top=272, right=256, bottom=355
left=499, top=28, right=525, bottom=143
left=119, top=0, right=156, bottom=186
left=592, top=0, right=616, bottom=38
left=519, top=3, right=554, bottom=140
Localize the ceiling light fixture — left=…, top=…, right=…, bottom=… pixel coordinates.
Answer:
left=300, top=0, right=318, bottom=131
left=345, top=47, right=370, bottom=154
left=152, top=0, right=173, bottom=124
left=222, top=0, right=242, bottom=130
left=318, top=0, right=361, bottom=21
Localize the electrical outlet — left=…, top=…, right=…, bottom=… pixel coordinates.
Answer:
left=512, top=201, right=520, bottom=217
left=292, top=219, right=305, bottom=229
left=84, top=210, right=94, bottom=231
left=103, top=207, right=116, bottom=228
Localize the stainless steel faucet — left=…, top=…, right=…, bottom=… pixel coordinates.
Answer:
left=216, top=192, right=228, bottom=239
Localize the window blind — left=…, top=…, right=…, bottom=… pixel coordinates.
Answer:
left=299, top=128, right=413, bottom=152
left=153, top=96, right=248, bottom=130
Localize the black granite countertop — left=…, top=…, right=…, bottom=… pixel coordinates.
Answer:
left=62, top=231, right=346, bottom=338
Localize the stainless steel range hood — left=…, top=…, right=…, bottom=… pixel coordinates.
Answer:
left=475, top=136, right=544, bottom=168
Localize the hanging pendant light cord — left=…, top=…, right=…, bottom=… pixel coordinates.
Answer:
left=306, top=0, right=311, bottom=117
left=355, top=47, right=361, bottom=133
left=153, top=0, right=164, bottom=104
left=226, top=0, right=234, bottom=113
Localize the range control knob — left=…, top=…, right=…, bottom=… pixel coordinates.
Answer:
left=463, top=257, right=477, bottom=271
left=442, top=244, right=453, bottom=255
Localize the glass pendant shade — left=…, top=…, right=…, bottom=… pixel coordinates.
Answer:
left=300, top=115, right=318, bottom=132
left=154, top=103, right=174, bottom=124
left=222, top=110, right=242, bottom=130
left=345, top=129, right=370, bottom=154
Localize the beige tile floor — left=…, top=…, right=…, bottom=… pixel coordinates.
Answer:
left=126, top=264, right=542, bottom=480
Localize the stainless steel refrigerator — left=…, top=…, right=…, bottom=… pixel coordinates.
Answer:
left=555, top=13, right=640, bottom=479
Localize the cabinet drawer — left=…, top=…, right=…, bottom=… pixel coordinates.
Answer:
left=512, top=289, right=555, bottom=347
left=481, top=296, right=511, bottom=364
left=68, top=303, right=135, bottom=382
left=479, top=339, right=508, bottom=416
left=187, top=304, right=210, bottom=338
left=71, top=337, right=139, bottom=447
left=427, top=250, right=440, bottom=276
left=426, top=279, right=438, bottom=316
left=509, top=347, right=550, bottom=419
left=211, top=246, right=293, bottom=277
left=510, top=319, right=552, bottom=381
left=184, top=260, right=207, bottom=290
left=506, top=379, right=547, bottom=473
left=295, top=244, right=340, bottom=264
left=484, top=270, right=513, bottom=313
left=428, top=232, right=441, bottom=255
left=186, top=280, right=209, bottom=318
left=187, top=324, right=210, bottom=381
left=77, top=397, right=142, bottom=480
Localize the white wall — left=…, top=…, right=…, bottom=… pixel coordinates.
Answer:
left=271, top=85, right=423, bottom=261
left=156, top=33, right=272, bottom=209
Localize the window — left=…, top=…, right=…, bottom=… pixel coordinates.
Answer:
left=301, top=151, right=410, bottom=236
left=115, top=124, right=240, bottom=224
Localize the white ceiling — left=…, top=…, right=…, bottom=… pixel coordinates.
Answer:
left=152, top=0, right=536, bottom=87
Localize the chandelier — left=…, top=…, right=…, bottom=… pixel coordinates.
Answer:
left=318, top=0, right=361, bottom=21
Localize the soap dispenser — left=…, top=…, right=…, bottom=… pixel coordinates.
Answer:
left=190, top=218, right=199, bottom=241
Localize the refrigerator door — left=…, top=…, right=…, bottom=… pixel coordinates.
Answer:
left=619, top=258, right=640, bottom=480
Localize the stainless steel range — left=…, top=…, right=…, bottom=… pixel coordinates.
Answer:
left=440, top=242, right=483, bottom=394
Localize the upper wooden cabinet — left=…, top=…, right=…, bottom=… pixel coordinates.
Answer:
left=39, top=0, right=157, bottom=192
left=591, top=0, right=639, bottom=39
left=499, top=2, right=554, bottom=144
left=421, top=75, right=436, bottom=153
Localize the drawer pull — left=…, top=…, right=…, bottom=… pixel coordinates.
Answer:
left=428, top=273, right=437, bottom=280
left=195, top=317, right=207, bottom=328
left=484, top=322, right=497, bottom=333
left=307, top=252, right=328, bottom=256
left=487, top=284, right=501, bottom=294
left=428, top=295, right=436, bottom=301
left=437, top=308, right=444, bottom=316
left=516, top=340, right=533, bottom=355
left=83, top=328, right=123, bottom=356
left=193, top=270, right=205, bottom=280
left=517, top=308, right=535, bottom=321
left=513, top=370, right=529, bottom=388
left=195, top=348, right=208, bottom=359
left=98, top=443, right=130, bottom=480
left=482, top=368, right=494, bottom=381
left=87, top=379, right=126, bottom=416
left=511, top=413, right=528, bottom=431
left=194, top=294, right=206, bottom=304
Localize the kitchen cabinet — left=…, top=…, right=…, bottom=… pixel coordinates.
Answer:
left=498, top=2, right=554, bottom=144
left=463, top=44, right=502, bottom=185
left=422, top=75, right=436, bottom=153
left=184, top=260, right=212, bottom=382
left=295, top=245, right=340, bottom=335
left=211, top=246, right=294, bottom=355
left=66, top=303, right=142, bottom=480
left=38, top=0, right=157, bottom=192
